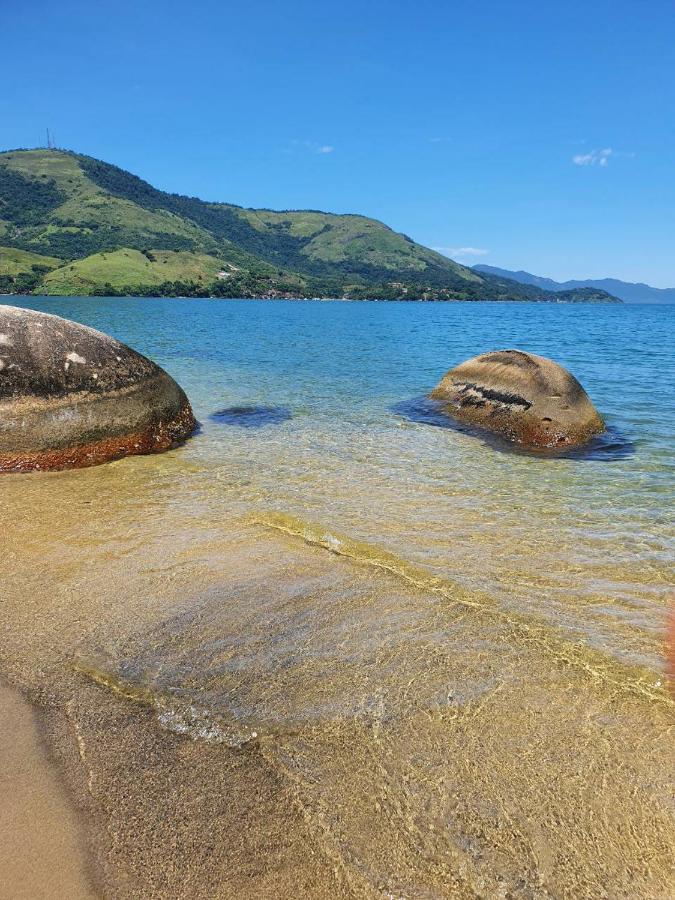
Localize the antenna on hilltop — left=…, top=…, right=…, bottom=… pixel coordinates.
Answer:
left=46, top=128, right=55, bottom=150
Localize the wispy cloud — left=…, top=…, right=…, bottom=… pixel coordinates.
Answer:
left=572, top=147, right=614, bottom=167
left=286, top=139, right=335, bottom=155
left=434, top=246, right=489, bottom=260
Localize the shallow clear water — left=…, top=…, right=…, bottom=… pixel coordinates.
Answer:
left=3, top=298, right=674, bottom=897
left=14, top=297, right=675, bottom=666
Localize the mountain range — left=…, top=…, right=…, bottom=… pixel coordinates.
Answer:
left=0, top=149, right=619, bottom=302
left=474, top=265, right=673, bottom=305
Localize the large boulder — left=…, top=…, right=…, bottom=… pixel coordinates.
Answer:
left=0, top=305, right=196, bottom=472
left=430, top=349, right=604, bottom=450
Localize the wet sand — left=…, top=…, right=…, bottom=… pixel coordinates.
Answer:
left=0, top=684, right=96, bottom=900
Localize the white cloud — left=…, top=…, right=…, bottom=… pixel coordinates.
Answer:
left=286, top=140, right=335, bottom=155
left=573, top=147, right=614, bottom=167
left=434, top=246, right=489, bottom=260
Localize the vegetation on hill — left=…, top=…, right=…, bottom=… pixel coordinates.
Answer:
left=41, top=249, right=228, bottom=295
left=0, top=149, right=620, bottom=301
left=0, top=246, right=61, bottom=294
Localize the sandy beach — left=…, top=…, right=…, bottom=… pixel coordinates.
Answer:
left=0, top=683, right=95, bottom=899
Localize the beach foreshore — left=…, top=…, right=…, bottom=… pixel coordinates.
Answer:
left=1, top=295, right=672, bottom=898
left=0, top=683, right=96, bottom=900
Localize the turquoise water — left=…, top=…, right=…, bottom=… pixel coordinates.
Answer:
left=13, top=297, right=675, bottom=668
left=5, top=297, right=675, bottom=897
left=18, top=297, right=673, bottom=455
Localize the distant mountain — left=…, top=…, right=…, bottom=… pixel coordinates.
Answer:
left=0, top=148, right=620, bottom=301
left=474, top=265, right=674, bottom=304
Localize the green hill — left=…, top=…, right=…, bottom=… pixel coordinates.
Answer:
left=40, top=249, right=230, bottom=296
left=0, top=149, right=620, bottom=301
left=0, top=246, right=61, bottom=294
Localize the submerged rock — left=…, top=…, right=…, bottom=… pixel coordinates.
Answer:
left=0, top=304, right=196, bottom=472
left=209, top=405, right=292, bottom=428
left=430, top=349, right=604, bottom=450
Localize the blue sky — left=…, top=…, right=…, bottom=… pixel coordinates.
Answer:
left=2, top=0, right=674, bottom=286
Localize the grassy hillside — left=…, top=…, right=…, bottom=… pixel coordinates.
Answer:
left=0, top=148, right=620, bottom=301
left=0, top=246, right=60, bottom=275
left=41, top=249, right=230, bottom=295
left=0, top=246, right=61, bottom=294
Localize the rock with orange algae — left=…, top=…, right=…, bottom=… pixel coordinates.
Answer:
left=0, top=304, right=196, bottom=472
left=430, top=349, right=604, bottom=450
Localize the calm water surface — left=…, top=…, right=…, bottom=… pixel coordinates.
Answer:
left=3, top=298, right=674, bottom=898
left=15, top=297, right=674, bottom=665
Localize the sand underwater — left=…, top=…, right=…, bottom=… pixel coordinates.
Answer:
left=1, top=298, right=673, bottom=898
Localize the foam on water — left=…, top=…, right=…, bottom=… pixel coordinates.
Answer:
left=74, top=660, right=263, bottom=747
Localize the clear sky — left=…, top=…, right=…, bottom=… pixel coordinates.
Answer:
left=2, top=0, right=674, bottom=286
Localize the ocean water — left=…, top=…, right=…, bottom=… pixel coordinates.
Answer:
left=3, top=298, right=674, bottom=897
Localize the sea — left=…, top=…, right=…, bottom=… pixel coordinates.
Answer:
left=3, top=297, right=674, bottom=898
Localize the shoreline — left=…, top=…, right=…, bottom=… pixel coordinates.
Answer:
left=0, top=682, right=96, bottom=900
left=1, top=293, right=622, bottom=303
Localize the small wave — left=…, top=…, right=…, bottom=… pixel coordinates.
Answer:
left=156, top=706, right=258, bottom=746
left=73, top=661, right=261, bottom=748
left=247, top=511, right=670, bottom=707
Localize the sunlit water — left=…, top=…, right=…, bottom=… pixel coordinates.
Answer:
left=2, top=298, right=674, bottom=898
